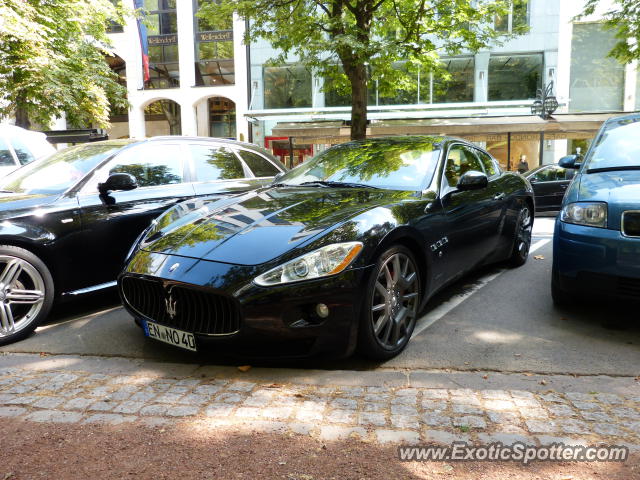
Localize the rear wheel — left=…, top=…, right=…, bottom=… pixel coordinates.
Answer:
left=507, top=204, right=532, bottom=267
left=0, top=246, right=54, bottom=346
left=358, top=245, right=421, bottom=360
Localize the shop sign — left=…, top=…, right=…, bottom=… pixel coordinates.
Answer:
left=198, top=30, right=233, bottom=42
left=148, top=34, right=177, bottom=46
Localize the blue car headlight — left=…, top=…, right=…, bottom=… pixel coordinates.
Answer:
left=560, top=202, right=607, bottom=228
left=254, top=242, right=363, bottom=286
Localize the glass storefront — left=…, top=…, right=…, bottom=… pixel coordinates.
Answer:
left=488, top=53, right=542, bottom=101
left=569, top=23, right=625, bottom=112
left=145, top=0, right=180, bottom=88
left=208, top=97, right=236, bottom=138
left=263, top=66, right=312, bottom=109
left=194, top=0, right=234, bottom=86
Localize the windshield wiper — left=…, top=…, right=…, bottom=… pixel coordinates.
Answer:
left=299, top=180, right=380, bottom=189
left=587, top=166, right=640, bottom=174
left=269, top=182, right=296, bottom=188
left=0, top=190, right=14, bottom=193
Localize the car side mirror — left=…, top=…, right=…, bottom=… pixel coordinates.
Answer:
left=456, top=171, right=488, bottom=191
left=98, top=172, right=138, bottom=195
left=558, top=155, right=581, bottom=169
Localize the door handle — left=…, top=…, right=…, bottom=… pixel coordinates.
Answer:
left=494, top=193, right=506, bottom=201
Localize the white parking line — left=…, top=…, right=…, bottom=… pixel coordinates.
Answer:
left=411, top=238, right=551, bottom=339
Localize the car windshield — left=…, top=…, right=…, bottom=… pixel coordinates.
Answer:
left=275, top=138, right=442, bottom=191
left=583, top=117, right=640, bottom=172
left=0, top=143, right=123, bottom=195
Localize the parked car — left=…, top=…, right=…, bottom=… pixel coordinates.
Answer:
left=552, top=113, right=640, bottom=305
left=0, top=136, right=285, bottom=345
left=0, top=125, right=56, bottom=176
left=119, top=136, right=534, bottom=359
left=524, top=164, right=576, bottom=212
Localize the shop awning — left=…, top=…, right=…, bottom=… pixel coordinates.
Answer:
left=271, top=113, right=620, bottom=145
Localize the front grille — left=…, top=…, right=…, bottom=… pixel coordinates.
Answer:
left=121, top=276, right=240, bottom=335
left=622, top=211, right=640, bottom=237
left=578, top=272, right=640, bottom=299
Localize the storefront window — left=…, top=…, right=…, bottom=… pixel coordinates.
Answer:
left=145, top=0, right=179, bottom=88
left=195, top=0, right=235, bottom=86
left=263, top=66, right=312, bottom=108
left=324, top=57, right=473, bottom=107
left=488, top=53, right=542, bottom=101
left=569, top=23, right=624, bottom=112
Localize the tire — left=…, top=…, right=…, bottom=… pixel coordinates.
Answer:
left=507, top=204, right=533, bottom=267
left=551, top=268, right=572, bottom=307
left=0, top=245, right=54, bottom=346
left=358, top=245, right=421, bottom=360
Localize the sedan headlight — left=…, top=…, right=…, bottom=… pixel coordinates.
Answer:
left=254, top=242, right=363, bottom=286
left=560, top=202, right=607, bottom=228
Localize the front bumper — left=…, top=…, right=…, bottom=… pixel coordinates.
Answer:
left=118, top=250, right=373, bottom=357
left=553, top=220, right=640, bottom=300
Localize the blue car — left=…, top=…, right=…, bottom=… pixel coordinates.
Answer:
left=552, top=113, right=640, bottom=304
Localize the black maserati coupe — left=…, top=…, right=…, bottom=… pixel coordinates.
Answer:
left=0, top=137, right=284, bottom=346
left=119, top=136, right=534, bottom=359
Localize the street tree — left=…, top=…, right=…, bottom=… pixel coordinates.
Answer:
left=0, top=0, right=128, bottom=129
left=200, top=0, right=523, bottom=140
left=580, top=0, right=640, bottom=64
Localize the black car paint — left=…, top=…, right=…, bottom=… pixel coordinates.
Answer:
left=0, top=138, right=284, bottom=297
left=120, top=137, right=534, bottom=357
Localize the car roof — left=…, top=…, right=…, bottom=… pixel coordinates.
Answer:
left=144, top=136, right=277, bottom=158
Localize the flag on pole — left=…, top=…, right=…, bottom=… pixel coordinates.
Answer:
left=133, top=0, right=150, bottom=83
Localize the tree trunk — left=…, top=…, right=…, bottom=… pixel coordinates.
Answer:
left=14, top=105, right=31, bottom=129
left=348, top=63, right=368, bottom=140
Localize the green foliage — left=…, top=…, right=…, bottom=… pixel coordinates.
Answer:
left=199, top=0, right=517, bottom=139
left=579, top=0, right=640, bottom=64
left=0, top=0, right=129, bottom=128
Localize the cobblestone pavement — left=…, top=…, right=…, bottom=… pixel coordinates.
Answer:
left=1, top=361, right=639, bottom=449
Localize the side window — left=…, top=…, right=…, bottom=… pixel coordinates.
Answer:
left=190, top=145, right=245, bottom=181
left=0, top=138, right=16, bottom=167
left=444, top=146, right=483, bottom=187
left=9, top=137, right=36, bottom=165
left=476, top=150, right=498, bottom=177
left=106, top=144, right=183, bottom=187
left=560, top=167, right=576, bottom=181
left=237, top=149, right=280, bottom=177
left=531, top=167, right=556, bottom=182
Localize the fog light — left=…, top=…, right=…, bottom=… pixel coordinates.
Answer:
left=315, top=303, right=329, bottom=318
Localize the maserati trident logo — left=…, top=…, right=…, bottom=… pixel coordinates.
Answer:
left=165, top=293, right=177, bottom=319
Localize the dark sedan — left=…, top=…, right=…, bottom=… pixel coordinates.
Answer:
left=524, top=164, right=576, bottom=211
left=119, top=136, right=534, bottom=359
left=0, top=136, right=285, bottom=345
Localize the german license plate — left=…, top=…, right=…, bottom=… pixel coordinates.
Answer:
left=143, top=320, right=197, bottom=352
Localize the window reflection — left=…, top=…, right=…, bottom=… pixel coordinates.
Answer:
left=488, top=54, right=542, bottom=100
left=194, top=0, right=234, bottom=86
left=263, top=66, right=312, bottom=108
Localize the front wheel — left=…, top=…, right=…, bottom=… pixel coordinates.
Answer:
left=358, top=245, right=421, bottom=360
left=0, top=246, right=54, bottom=346
left=507, top=204, right=533, bottom=267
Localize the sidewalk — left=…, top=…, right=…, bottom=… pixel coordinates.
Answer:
left=1, top=352, right=638, bottom=449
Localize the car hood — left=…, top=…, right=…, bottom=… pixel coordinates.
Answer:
left=572, top=170, right=640, bottom=229
left=0, top=192, right=60, bottom=220
left=143, top=187, right=411, bottom=265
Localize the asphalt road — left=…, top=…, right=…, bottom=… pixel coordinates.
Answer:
left=2, top=217, right=639, bottom=376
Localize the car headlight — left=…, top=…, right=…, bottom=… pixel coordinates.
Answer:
left=254, top=242, right=363, bottom=286
left=560, top=202, right=607, bottom=228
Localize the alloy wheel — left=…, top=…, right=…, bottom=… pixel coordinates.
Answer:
left=516, top=207, right=532, bottom=257
left=370, top=252, right=419, bottom=349
left=0, top=255, right=46, bottom=338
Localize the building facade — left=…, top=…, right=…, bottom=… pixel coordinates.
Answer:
left=105, top=0, right=639, bottom=171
